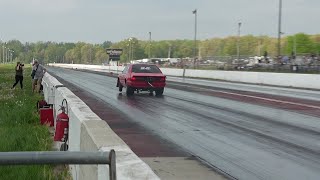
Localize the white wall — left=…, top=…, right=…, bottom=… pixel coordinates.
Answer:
left=49, top=63, right=320, bottom=90
left=42, top=73, right=160, bottom=180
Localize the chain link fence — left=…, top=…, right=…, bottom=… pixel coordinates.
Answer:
left=159, top=54, right=320, bottom=73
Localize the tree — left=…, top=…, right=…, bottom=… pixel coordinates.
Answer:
left=95, top=48, right=109, bottom=64
left=102, top=41, right=113, bottom=49
left=286, top=33, right=315, bottom=55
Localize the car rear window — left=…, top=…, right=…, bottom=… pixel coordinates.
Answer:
left=131, top=64, right=161, bottom=73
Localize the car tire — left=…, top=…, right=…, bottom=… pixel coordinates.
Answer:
left=155, top=88, right=164, bottom=96
left=126, top=86, right=134, bottom=96
left=149, top=91, right=154, bottom=96
left=118, top=81, right=123, bottom=92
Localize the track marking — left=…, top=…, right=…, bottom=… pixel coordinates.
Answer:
left=172, top=83, right=320, bottom=110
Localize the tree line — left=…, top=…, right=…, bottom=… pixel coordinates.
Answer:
left=1, top=33, right=319, bottom=64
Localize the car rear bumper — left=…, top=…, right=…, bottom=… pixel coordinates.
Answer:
left=127, top=81, right=166, bottom=88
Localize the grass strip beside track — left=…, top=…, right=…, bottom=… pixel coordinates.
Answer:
left=0, top=64, right=68, bottom=180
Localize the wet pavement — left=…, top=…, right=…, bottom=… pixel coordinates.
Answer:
left=48, top=67, right=320, bottom=180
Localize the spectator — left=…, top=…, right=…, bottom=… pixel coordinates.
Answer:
left=281, top=56, right=289, bottom=64
left=32, top=60, right=46, bottom=93
left=12, top=62, right=24, bottom=89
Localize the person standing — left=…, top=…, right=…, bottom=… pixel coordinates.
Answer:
left=12, top=62, right=24, bottom=89
left=32, top=60, right=46, bottom=93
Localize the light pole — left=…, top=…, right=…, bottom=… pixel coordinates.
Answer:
left=148, top=32, right=151, bottom=60
left=89, top=46, right=92, bottom=64
left=192, top=9, right=197, bottom=68
left=131, top=40, right=135, bottom=61
left=2, top=45, right=4, bottom=64
left=4, top=47, right=7, bottom=63
left=168, top=44, right=172, bottom=58
left=237, top=22, right=242, bottom=61
left=293, top=35, right=297, bottom=58
left=126, top=43, right=130, bottom=63
left=10, top=50, right=14, bottom=63
left=6, top=48, right=9, bottom=63
left=0, top=39, right=2, bottom=63
left=128, top=38, right=132, bottom=62
left=277, top=0, right=282, bottom=61
left=8, top=50, right=11, bottom=63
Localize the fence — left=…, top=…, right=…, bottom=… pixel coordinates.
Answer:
left=0, top=151, right=116, bottom=180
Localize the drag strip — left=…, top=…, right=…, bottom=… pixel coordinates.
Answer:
left=48, top=67, right=320, bottom=180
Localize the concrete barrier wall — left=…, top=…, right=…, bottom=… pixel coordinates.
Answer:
left=49, top=63, right=320, bottom=90
left=42, top=73, right=160, bottom=180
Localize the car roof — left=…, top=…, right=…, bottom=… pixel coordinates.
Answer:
left=130, top=63, right=157, bottom=66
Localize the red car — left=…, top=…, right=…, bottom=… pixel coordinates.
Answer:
left=117, top=64, right=166, bottom=96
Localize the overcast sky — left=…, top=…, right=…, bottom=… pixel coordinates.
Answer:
left=0, top=0, right=318, bottom=43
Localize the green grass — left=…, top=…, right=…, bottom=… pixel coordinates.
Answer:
left=0, top=64, right=67, bottom=180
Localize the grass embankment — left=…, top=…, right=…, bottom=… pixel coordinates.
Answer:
left=0, top=64, right=67, bottom=180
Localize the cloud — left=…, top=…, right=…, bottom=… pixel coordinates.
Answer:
left=0, top=0, right=77, bottom=14
left=0, top=0, right=320, bottom=42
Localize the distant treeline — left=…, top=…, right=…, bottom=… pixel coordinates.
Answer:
left=1, top=33, right=319, bottom=64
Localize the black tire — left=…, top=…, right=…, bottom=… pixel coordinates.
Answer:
left=149, top=91, right=154, bottom=96
left=118, top=82, right=123, bottom=92
left=126, top=86, right=134, bottom=96
left=155, top=88, right=164, bottom=96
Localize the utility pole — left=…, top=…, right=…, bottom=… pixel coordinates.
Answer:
left=89, top=46, right=92, bottom=64
left=148, top=32, right=151, bottom=60
left=237, top=22, right=242, bottom=61
left=193, top=9, right=197, bottom=68
left=8, top=49, right=10, bottom=63
left=168, top=45, right=172, bottom=58
left=277, top=0, right=282, bottom=61
left=131, top=42, right=134, bottom=61
left=0, top=40, right=2, bottom=63
left=6, top=48, right=8, bottom=63
left=127, top=44, right=130, bottom=63
left=2, top=45, right=4, bottom=64
left=258, top=36, right=262, bottom=56
left=293, top=35, right=297, bottom=57
left=128, top=38, right=132, bottom=62
left=10, top=51, right=13, bottom=62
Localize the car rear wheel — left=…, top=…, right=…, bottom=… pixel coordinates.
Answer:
left=155, top=88, right=164, bottom=96
left=149, top=91, right=154, bottom=96
left=126, top=86, right=134, bottom=96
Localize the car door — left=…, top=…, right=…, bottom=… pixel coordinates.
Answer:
left=119, top=65, right=129, bottom=85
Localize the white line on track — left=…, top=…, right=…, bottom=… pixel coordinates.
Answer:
left=173, top=83, right=320, bottom=110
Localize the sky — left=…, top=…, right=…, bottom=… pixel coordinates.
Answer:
left=0, top=0, right=319, bottom=43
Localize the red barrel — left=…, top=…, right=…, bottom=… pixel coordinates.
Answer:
left=40, top=108, right=54, bottom=127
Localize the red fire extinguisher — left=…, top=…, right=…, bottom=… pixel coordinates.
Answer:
left=54, top=99, right=69, bottom=147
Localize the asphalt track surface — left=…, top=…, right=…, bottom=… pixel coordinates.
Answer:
left=48, top=67, right=320, bottom=180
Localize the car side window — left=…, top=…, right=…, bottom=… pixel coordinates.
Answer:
left=122, top=66, right=129, bottom=74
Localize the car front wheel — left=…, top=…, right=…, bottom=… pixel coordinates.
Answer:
left=118, top=81, right=123, bottom=92
left=155, top=88, right=164, bottom=96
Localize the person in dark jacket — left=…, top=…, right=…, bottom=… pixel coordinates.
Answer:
left=12, top=62, right=24, bottom=89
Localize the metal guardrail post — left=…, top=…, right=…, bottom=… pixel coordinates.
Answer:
left=109, top=150, right=116, bottom=180
left=0, top=150, right=116, bottom=180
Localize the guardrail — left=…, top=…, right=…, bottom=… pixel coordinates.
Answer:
left=0, top=151, right=116, bottom=180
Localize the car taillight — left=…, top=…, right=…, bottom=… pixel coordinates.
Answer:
left=130, top=76, right=136, bottom=81
left=160, top=76, right=166, bottom=82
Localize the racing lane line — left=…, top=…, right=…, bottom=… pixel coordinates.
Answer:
left=171, top=83, right=320, bottom=110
